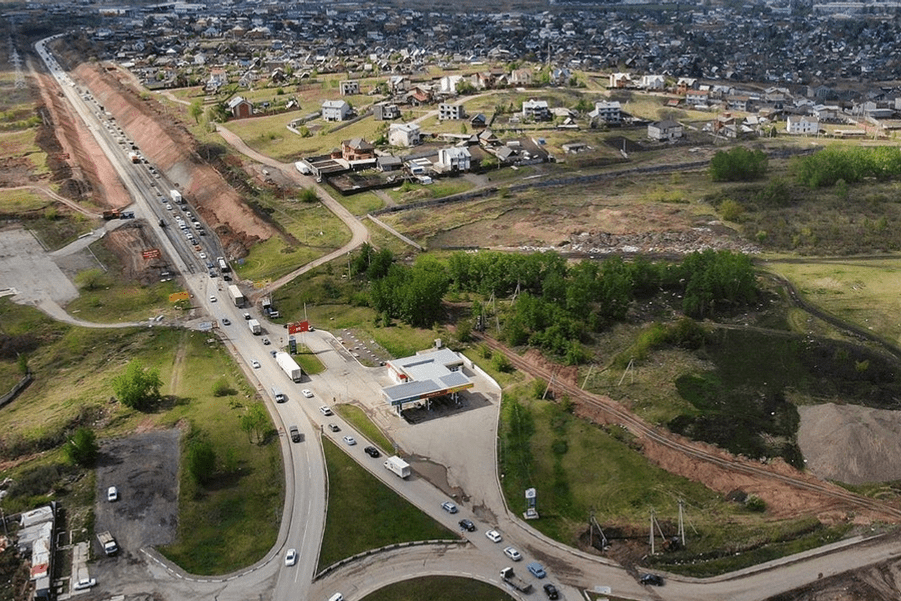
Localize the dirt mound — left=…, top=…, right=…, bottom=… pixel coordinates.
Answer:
left=63, top=52, right=278, bottom=259
left=103, top=222, right=169, bottom=285
left=798, top=403, right=901, bottom=485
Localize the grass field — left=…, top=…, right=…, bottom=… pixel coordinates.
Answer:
left=0, top=300, right=282, bottom=574
left=764, top=257, right=901, bottom=345
left=318, top=437, right=454, bottom=569
left=497, top=383, right=853, bottom=576
left=360, top=576, right=513, bottom=601
left=0, top=186, right=49, bottom=213
left=335, top=190, right=385, bottom=216
left=292, top=344, right=325, bottom=376
left=336, top=403, right=396, bottom=453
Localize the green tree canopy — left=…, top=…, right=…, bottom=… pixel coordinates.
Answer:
left=187, top=439, right=217, bottom=484
left=65, top=428, right=98, bottom=466
left=112, top=360, right=163, bottom=410
left=709, top=147, right=768, bottom=181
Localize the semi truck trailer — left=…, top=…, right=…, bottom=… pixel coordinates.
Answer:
left=228, top=285, right=245, bottom=307
left=248, top=319, right=261, bottom=334
left=276, top=352, right=303, bottom=382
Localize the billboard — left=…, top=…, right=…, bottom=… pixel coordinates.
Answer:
left=142, top=248, right=161, bottom=259
left=168, top=291, right=190, bottom=303
left=288, top=321, right=310, bottom=334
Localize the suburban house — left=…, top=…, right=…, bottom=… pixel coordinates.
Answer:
left=439, top=102, right=466, bottom=121
left=207, top=67, right=227, bottom=90
left=676, top=77, right=699, bottom=94
left=340, top=80, right=360, bottom=96
left=387, top=75, right=410, bottom=94
left=522, top=99, right=551, bottom=121
left=648, top=120, right=684, bottom=141
left=470, top=113, right=487, bottom=128
left=786, top=115, right=820, bottom=135
left=437, top=146, right=472, bottom=172
left=609, top=72, right=632, bottom=88
left=373, top=103, right=401, bottom=121
left=321, top=99, right=351, bottom=122
left=341, top=138, right=375, bottom=161
left=639, top=74, right=665, bottom=91
left=589, top=100, right=622, bottom=125
left=377, top=155, right=403, bottom=172
left=388, top=123, right=422, bottom=147
left=509, top=68, right=533, bottom=86
left=440, top=74, right=464, bottom=94
left=685, top=89, right=710, bottom=107
left=726, top=95, right=751, bottom=112
left=227, top=96, right=253, bottom=119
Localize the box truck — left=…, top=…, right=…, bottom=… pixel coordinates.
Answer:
left=500, top=567, right=532, bottom=593
left=169, top=189, right=182, bottom=204
left=228, top=285, right=245, bottom=307
left=384, top=456, right=411, bottom=479
left=248, top=319, right=261, bottom=334
left=276, top=352, right=303, bottom=382
left=217, top=256, right=230, bottom=272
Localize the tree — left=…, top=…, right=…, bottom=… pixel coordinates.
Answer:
left=709, top=147, right=768, bottom=181
left=187, top=439, right=216, bottom=484
left=112, top=360, right=163, bottom=410
left=239, top=403, right=270, bottom=445
left=65, top=428, right=98, bottom=466
left=189, top=100, right=203, bottom=123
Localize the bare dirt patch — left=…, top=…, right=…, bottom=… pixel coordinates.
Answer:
left=102, top=222, right=171, bottom=285
left=798, top=403, right=901, bottom=485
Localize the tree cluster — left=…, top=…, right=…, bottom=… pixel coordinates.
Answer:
left=793, top=146, right=901, bottom=188
left=112, top=360, right=163, bottom=410
left=369, top=256, right=449, bottom=328
left=709, top=147, right=769, bottom=181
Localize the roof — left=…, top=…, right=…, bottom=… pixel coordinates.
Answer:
left=322, top=99, right=348, bottom=109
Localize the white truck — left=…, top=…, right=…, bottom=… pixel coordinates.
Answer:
left=248, top=319, right=261, bottom=335
left=228, top=284, right=245, bottom=307
left=97, top=531, right=118, bottom=556
left=217, top=256, right=230, bottom=272
left=127, top=151, right=140, bottom=163
left=500, top=567, right=532, bottom=593
left=169, top=189, right=183, bottom=204
left=383, top=455, right=411, bottom=479
left=276, top=352, right=303, bottom=382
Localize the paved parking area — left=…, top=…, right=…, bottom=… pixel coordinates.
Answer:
left=0, top=226, right=78, bottom=304
left=94, top=430, right=180, bottom=558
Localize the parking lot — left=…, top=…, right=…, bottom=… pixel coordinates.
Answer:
left=94, top=430, right=180, bottom=558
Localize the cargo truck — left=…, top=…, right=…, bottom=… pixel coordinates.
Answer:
left=248, top=319, right=261, bottom=335
left=217, top=256, right=230, bottom=272
left=169, top=190, right=183, bottom=204
left=228, top=285, right=245, bottom=307
left=500, top=567, right=532, bottom=593
left=276, top=352, right=303, bottom=382
left=383, top=456, right=411, bottom=479
left=97, top=531, right=118, bottom=556
left=127, top=151, right=140, bottom=163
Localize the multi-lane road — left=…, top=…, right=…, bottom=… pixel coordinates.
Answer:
left=33, top=35, right=901, bottom=601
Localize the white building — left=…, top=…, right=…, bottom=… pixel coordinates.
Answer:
left=440, top=74, right=464, bottom=94
left=786, top=115, right=820, bottom=135
left=522, top=99, right=551, bottom=121
left=388, top=123, right=422, bottom=147
left=639, top=74, right=665, bottom=91
left=648, top=120, right=684, bottom=141
left=589, top=100, right=622, bottom=124
left=437, top=146, right=472, bottom=172
left=439, top=103, right=466, bottom=121
left=321, top=99, right=351, bottom=122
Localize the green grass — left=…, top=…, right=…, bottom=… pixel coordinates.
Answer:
left=0, top=299, right=282, bottom=575
left=26, top=214, right=94, bottom=251
left=335, top=404, right=395, bottom=453
left=318, top=437, right=454, bottom=569
left=0, top=187, right=50, bottom=213
left=292, top=344, right=325, bottom=376
left=336, top=190, right=384, bottom=216
left=360, top=576, right=513, bottom=601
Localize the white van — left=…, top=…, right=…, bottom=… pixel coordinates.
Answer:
left=327, top=594, right=344, bottom=601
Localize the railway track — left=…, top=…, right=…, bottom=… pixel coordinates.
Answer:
left=474, top=332, right=901, bottom=521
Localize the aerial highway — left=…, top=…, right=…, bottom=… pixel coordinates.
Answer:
left=33, top=35, right=901, bottom=601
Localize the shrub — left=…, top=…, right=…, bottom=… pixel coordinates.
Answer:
left=65, top=428, right=98, bottom=466
left=718, top=199, right=744, bottom=222
left=212, top=378, right=236, bottom=397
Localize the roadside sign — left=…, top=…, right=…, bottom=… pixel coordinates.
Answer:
left=142, top=248, right=161, bottom=259
left=168, top=291, right=190, bottom=303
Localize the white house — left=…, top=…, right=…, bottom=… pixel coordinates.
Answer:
left=321, top=99, right=351, bottom=122
left=609, top=72, right=632, bottom=88
left=388, top=123, right=422, bottom=147
left=589, top=100, right=622, bottom=124
left=639, top=74, right=665, bottom=91
left=648, top=120, right=684, bottom=141
left=522, top=99, right=551, bottom=121
left=440, top=75, right=464, bottom=94
left=437, top=146, right=472, bottom=172
left=786, top=115, right=820, bottom=135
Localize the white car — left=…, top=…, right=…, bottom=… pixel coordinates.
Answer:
left=107, top=486, right=118, bottom=502
left=503, top=546, right=522, bottom=561
left=441, top=501, right=458, bottom=514
left=209, top=296, right=217, bottom=302
left=251, top=360, right=261, bottom=369
left=319, top=406, right=333, bottom=416
left=302, top=389, right=314, bottom=398
left=199, top=252, right=207, bottom=259
left=73, top=578, right=96, bottom=590
left=485, top=529, right=502, bottom=543
left=343, top=436, right=357, bottom=446
left=284, top=548, right=297, bottom=566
